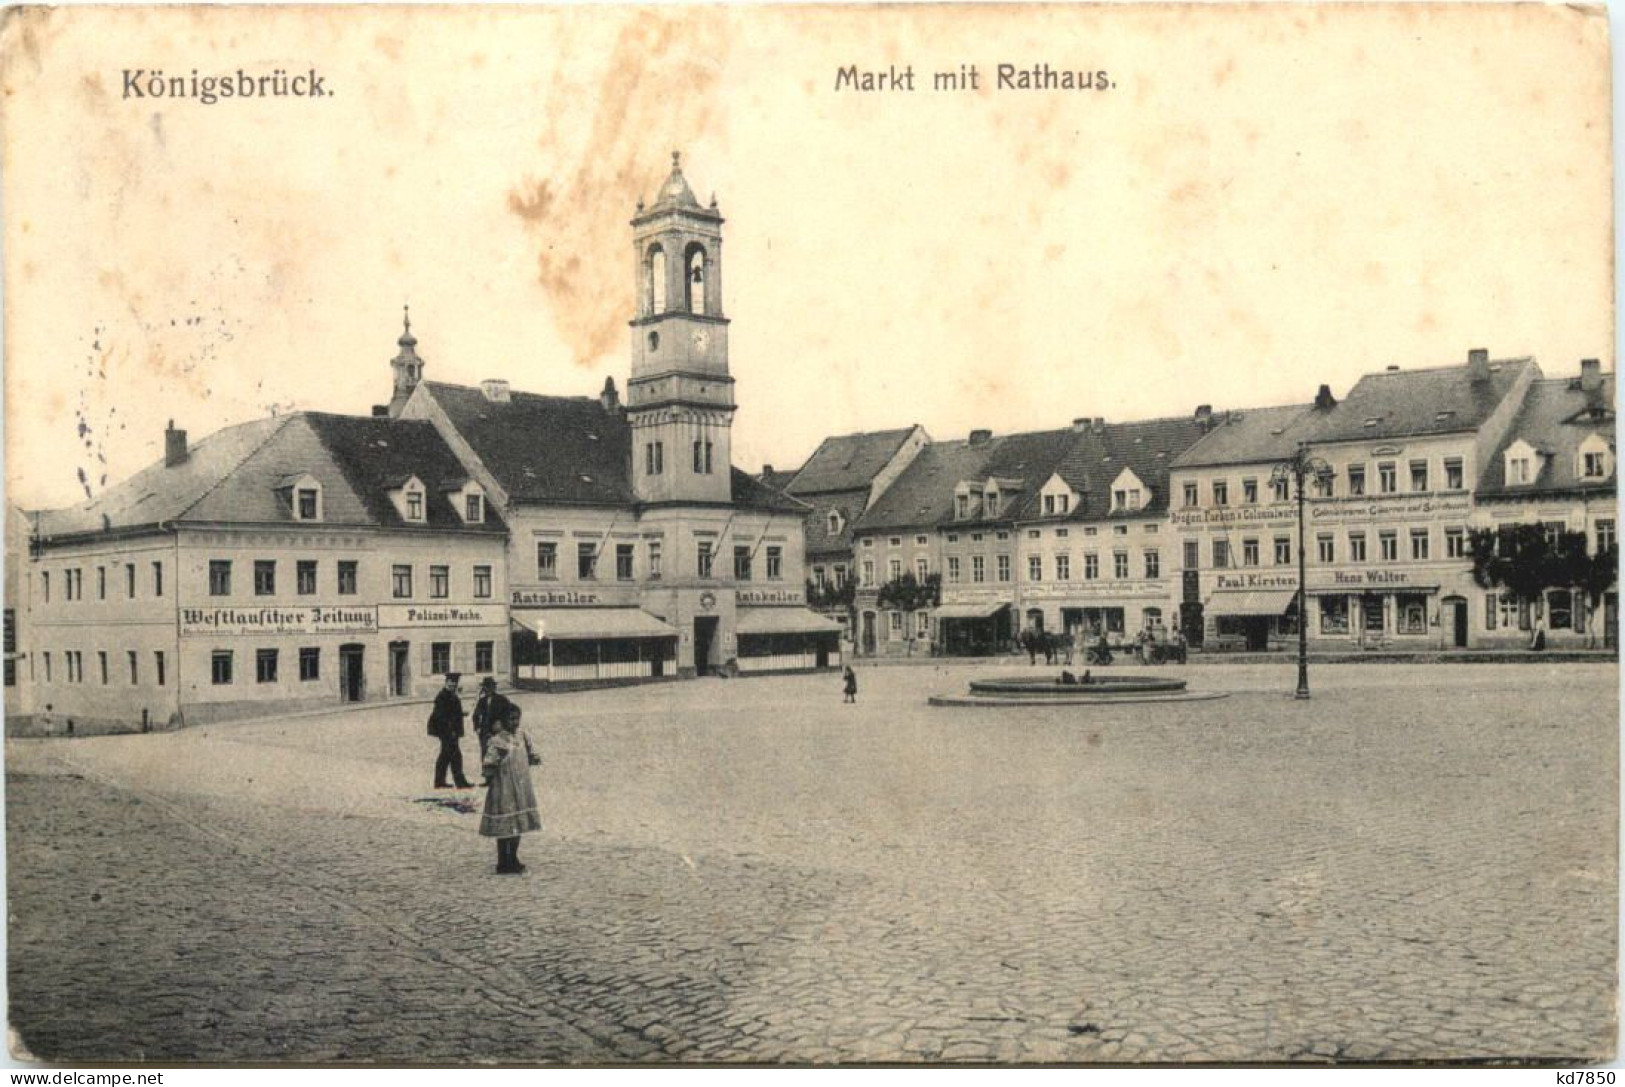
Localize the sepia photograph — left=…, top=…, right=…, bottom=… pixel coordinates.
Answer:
left=0, top=1, right=1616, bottom=1067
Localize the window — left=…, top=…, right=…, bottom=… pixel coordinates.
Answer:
left=996, top=555, right=1011, bottom=582
left=1056, top=554, right=1071, bottom=580
left=1212, top=539, right=1230, bottom=569
left=1444, top=458, right=1464, bottom=490
left=1508, top=456, right=1532, bottom=485
left=1583, top=451, right=1608, bottom=478
left=475, top=641, right=495, bottom=672
left=430, top=565, right=450, bottom=598
left=1242, top=478, right=1258, bottom=504
left=40, top=571, right=48, bottom=604
left=465, top=494, right=484, bottom=523
left=692, top=439, right=714, bottom=474
left=209, top=560, right=232, bottom=596
left=212, top=650, right=233, bottom=685
left=42, top=652, right=51, bottom=683
left=338, top=560, right=358, bottom=595
left=763, top=547, right=783, bottom=581
left=697, top=541, right=714, bottom=579
left=98, top=650, right=110, bottom=684
left=1272, top=477, right=1290, bottom=502
left=1347, top=465, right=1366, bottom=496
left=255, top=649, right=278, bottom=683
left=863, top=537, right=875, bottom=547
left=405, top=489, right=424, bottom=521
left=474, top=565, right=493, bottom=598
left=297, top=560, right=317, bottom=595
left=1028, top=555, right=1043, bottom=582
left=1409, top=528, right=1430, bottom=561
left=254, top=560, right=275, bottom=596
left=1597, top=519, right=1616, bottom=553
left=297, top=488, right=319, bottom=520
left=972, top=556, right=986, bottom=583
left=1348, top=532, right=1367, bottom=563
left=913, top=556, right=927, bottom=582
left=646, top=441, right=665, bottom=476
left=1410, top=460, right=1429, bottom=492
left=1548, top=589, right=1577, bottom=632
left=125, top=564, right=135, bottom=598
left=1144, top=550, right=1160, bottom=579
left=1378, top=462, right=1397, bottom=494
left=66, top=568, right=80, bottom=600
left=96, top=567, right=106, bottom=600
left=1184, top=540, right=1200, bottom=571
left=127, top=650, right=138, bottom=685
left=888, top=558, right=902, bottom=582
left=1379, top=531, right=1398, bottom=562
left=1274, top=536, right=1292, bottom=565
left=986, top=494, right=1001, bottom=518
left=1316, top=471, right=1337, bottom=498
left=916, top=535, right=929, bottom=546
left=537, top=542, right=558, bottom=580
left=578, top=543, right=598, bottom=580
left=862, top=559, right=875, bottom=587
left=1242, top=538, right=1259, bottom=567
left=1317, top=534, right=1334, bottom=564
left=955, top=494, right=970, bottom=519
left=299, top=648, right=320, bottom=681
left=813, top=566, right=827, bottom=589
left=1363, top=595, right=1385, bottom=634
left=64, top=651, right=77, bottom=683
left=888, top=537, right=902, bottom=547
left=431, top=642, right=451, bottom=675
left=1487, top=592, right=1529, bottom=631
left=1183, top=482, right=1198, bottom=507
left=916, top=611, right=930, bottom=638
left=1084, top=553, right=1100, bottom=580
left=1445, top=527, right=1466, bottom=559
left=153, top=561, right=164, bottom=597
left=649, top=541, right=663, bottom=579
left=947, top=556, right=961, bottom=583
left=1212, top=481, right=1229, bottom=506
left=737, top=546, right=755, bottom=582
left=393, top=565, right=413, bottom=598
left=1113, top=488, right=1141, bottom=512
left=996, top=531, right=1010, bottom=542
left=1398, top=594, right=1428, bottom=635
left=154, top=651, right=165, bottom=686
left=616, top=545, right=635, bottom=582
left=888, top=611, right=903, bottom=638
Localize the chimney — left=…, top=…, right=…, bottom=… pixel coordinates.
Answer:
left=600, top=376, right=620, bottom=413
left=1467, top=348, right=1490, bottom=383
left=762, top=464, right=775, bottom=477
left=480, top=379, right=511, bottom=404
left=1314, top=384, right=1337, bottom=410
left=371, top=405, right=389, bottom=418
left=968, top=428, right=993, bottom=447
left=1193, top=404, right=1213, bottom=429
left=164, top=420, right=188, bottom=467
left=1071, top=416, right=1090, bottom=432
left=1580, top=358, right=1602, bottom=393
left=1091, top=417, right=1106, bottom=434
left=1385, top=365, right=1400, bottom=373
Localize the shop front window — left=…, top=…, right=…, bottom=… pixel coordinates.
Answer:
left=1362, top=594, right=1386, bottom=634
left=1548, top=589, right=1575, bottom=631
left=1397, top=594, right=1428, bottom=634
left=1319, top=595, right=1349, bottom=634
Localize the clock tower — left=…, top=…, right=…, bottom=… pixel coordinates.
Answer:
left=627, top=152, right=734, bottom=505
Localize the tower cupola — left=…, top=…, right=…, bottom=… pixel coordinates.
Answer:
left=388, top=306, right=424, bottom=418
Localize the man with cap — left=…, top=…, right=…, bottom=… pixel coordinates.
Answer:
left=427, top=672, right=474, bottom=789
left=471, top=676, right=514, bottom=761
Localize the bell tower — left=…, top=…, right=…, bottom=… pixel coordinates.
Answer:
left=627, top=152, right=735, bottom=504
left=387, top=306, right=425, bottom=418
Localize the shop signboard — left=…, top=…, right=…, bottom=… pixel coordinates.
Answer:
left=377, top=603, right=507, bottom=628
left=180, top=605, right=379, bottom=637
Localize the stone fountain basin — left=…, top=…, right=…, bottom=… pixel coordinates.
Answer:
left=967, top=674, right=1187, bottom=696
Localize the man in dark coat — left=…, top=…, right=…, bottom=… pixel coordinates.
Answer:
left=428, top=672, right=474, bottom=789
left=472, top=676, right=514, bottom=760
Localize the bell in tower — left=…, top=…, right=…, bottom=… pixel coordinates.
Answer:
left=626, top=153, right=736, bottom=505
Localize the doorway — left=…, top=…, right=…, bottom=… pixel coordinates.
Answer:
left=388, top=641, right=410, bottom=697
left=1444, top=597, right=1468, bottom=648
left=338, top=644, right=365, bottom=703
left=861, top=612, right=876, bottom=656
left=693, top=617, right=720, bottom=675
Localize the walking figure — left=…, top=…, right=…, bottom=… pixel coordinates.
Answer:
left=472, top=676, right=513, bottom=761
left=481, top=705, right=542, bottom=874
left=428, top=672, right=474, bottom=789
left=842, top=666, right=858, bottom=704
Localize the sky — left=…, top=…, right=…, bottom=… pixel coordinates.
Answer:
left=1, top=3, right=1612, bottom=511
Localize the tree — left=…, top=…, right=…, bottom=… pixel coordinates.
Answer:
left=806, top=576, right=856, bottom=633
left=875, top=572, right=941, bottom=614
left=1468, top=525, right=1617, bottom=645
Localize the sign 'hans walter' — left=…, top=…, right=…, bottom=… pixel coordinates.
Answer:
left=181, top=605, right=378, bottom=637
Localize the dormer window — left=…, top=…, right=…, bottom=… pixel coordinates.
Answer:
left=465, top=493, right=484, bottom=523
left=1578, top=434, right=1613, bottom=480
left=1508, top=456, right=1532, bottom=485
left=827, top=510, right=845, bottom=536
left=278, top=474, right=323, bottom=522
left=297, top=488, right=319, bottom=520
left=955, top=493, right=970, bottom=519
left=1503, top=439, right=1541, bottom=487
left=406, top=490, right=424, bottom=520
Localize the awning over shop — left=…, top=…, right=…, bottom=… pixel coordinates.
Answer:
left=933, top=602, right=1011, bottom=620
left=736, top=607, right=843, bottom=636
left=1206, top=589, right=1300, bottom=616
left=1305, top=584, right=1440, bottom=595
left=511, top=608, right=677, bottom=641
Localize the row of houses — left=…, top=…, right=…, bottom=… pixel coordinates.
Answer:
left=776, top=351, right=1617, bottom=657
left=5, top=156, right=843, bottom=732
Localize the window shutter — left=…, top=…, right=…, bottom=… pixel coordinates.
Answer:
left=1485, top=593, right=1496, bottom=630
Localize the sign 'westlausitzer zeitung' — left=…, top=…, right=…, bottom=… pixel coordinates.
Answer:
left=180, top=605, right=378, bottom=637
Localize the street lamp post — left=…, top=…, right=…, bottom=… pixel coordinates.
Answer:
left=1270, top=443, right=1334, bottom=700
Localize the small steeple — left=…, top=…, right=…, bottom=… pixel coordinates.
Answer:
left=388, top=304, right=425, bottom=418
left=650, top=149, right=701, bottom=211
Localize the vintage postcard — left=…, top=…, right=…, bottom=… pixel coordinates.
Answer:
left=1, top=1, right=1616, bottom=1067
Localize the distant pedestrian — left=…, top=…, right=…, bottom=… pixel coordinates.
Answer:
left=842, top=666, right=858, bottom=704
left=427, top=672, right=474, bottom=789
left=472, top=676, right=513, bottom=761
left=481, top=705, right=542, bottom=875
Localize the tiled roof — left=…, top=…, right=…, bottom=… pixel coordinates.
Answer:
left=785, top=428, right=919, bottom=495
left=730, top=468, right=808, bottom=515
left=35, top=413, right=506, bottom=539
left=967, top=428, right=1079, bottom=524
left=1043, top=417, right=1213, bottom=520
left=797, top=486, right=872, bottom=557
left=1478, top=374, right=1617, bottom=497
left=1306, top=358, right=1538, bottom=444
left=422, top=382, right=635, bottom=506
left=854, top=439, right=998, bottom=533
left=758, top=468, right=800, bottom=493
left=1171, top=404, right=1319, bottom=470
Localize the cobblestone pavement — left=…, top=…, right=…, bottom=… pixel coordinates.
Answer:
left=7, top=662, right=1616, bottom=1063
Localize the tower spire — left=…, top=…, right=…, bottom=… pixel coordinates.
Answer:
left=388, top=304, right=424, bottom=418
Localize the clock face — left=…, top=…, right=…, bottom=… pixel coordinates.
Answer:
left=692, top=329, right=709, bottom=351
